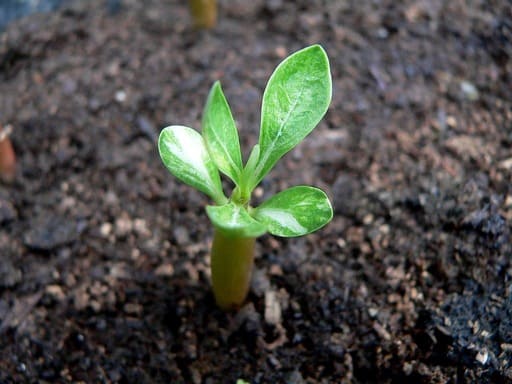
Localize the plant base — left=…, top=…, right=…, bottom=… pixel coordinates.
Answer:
left=210, top=229, right=255, bottom=310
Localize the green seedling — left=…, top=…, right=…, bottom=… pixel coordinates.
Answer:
left=158, top=45, right=333, bottom=310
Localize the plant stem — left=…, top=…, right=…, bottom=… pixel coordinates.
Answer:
left=188, top=0, right=217, bottom=29
left=210, top=229, right=255, bottom=310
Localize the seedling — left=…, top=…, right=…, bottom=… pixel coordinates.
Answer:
left=158, top=45, right=333, bottom=310
left=188, top=0, right=217, bottom=29
left=0, top=124, right=16, bottom=182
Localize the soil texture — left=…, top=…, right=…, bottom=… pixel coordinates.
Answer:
left=0, top=0, right=511, bottom=383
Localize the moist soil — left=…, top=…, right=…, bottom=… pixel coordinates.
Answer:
left=0, top=0, right=511, bottom=383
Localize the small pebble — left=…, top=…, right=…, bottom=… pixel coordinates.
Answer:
left=24, top=216, right=80, bottom=251
left=446, top=115, right=457, bottom=128
left=376, top=27, right=389, bottom=39
left=499, top=158, right=512, bottom=170
left=267, top=355, right=281, bottom=369
left=368, top=307, right=379, bottom=318
left=46, top=284, right=65, bottom=301
left=265, top=290, right=282, bottom=326
left=154, top=263, right=174, bottom=277
left=133, top=218, right=150, bottom=237
left=460, top=80, right=479, bottom=101
left=115, top=90, right=127, bottom=103
left=476, top=349, right=489, bottom=365
left=88, top=98, right=101, bottom=111
left=100, top=222, right=112, bottom=237
left=115, top=215, right=133, bottom=237
left=173, top=226, right=190, bottom=245
left=275, top=46, right=287, bottom=58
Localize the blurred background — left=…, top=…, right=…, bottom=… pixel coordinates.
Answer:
left=0, top=0, right=68, bottom=30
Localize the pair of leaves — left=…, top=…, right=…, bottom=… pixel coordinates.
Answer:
left=202, top=45, right=332, bottom=192
left=158, top=45, right=333, bottom=238
left=206, top=186, right=332, bottom=238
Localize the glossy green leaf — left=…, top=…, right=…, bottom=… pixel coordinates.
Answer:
left=250, top=45, right=332, bottom=190
left=240, top=144, right=260, bottom=192
left=253, top=186, right=333, bottom=237
left=203, top=81, right=243, bottom=185
left=158, top=125, right=227, bottom=205
left=206, top=203, right=267, bottom=238
left=243, top=144, right=260, bottom=177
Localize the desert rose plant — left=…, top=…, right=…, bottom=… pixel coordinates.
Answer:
left=158, top=45, right=333, bottom=309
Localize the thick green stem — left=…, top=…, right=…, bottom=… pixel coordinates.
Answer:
left=210, top=229, right=255, bottom=310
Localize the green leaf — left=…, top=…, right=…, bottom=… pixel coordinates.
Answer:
left=243, top=144, right=260, bottom=177
left=158, top=125, right=227, bottom=205
left=203, top=81, right=243, bottom=185
left=251, top=45, right=332, bottom=190
left=253, top=186, right=333, bottom=237
left=207, top=203, right=267, bottom=238
left=240, top=144, right=260, bottom=192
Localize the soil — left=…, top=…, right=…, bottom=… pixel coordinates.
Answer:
left=0, top=0, right=511, bottom=383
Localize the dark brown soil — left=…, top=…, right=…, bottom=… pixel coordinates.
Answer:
left=1, top=0, right=511, bottom=383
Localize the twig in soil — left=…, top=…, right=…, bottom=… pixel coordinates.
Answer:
left=0, top=124, right=16, bottom=182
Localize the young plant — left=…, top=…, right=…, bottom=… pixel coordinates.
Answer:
left=158, top=45, right=333, bottom=310
left=188, top=0, right=217, bottom=29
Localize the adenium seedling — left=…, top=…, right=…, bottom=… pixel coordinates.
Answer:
left=188, top=0, right=217, bottom=29
left=158, top=45, right=333, bottom=309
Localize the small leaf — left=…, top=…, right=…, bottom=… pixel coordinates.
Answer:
left=158, top=125, right=227, bottom=205
left=207, top=203, right=267, bottom=238
left=251, top=45, right=332, bottom=189
left=240, top=144, right=260, bottom=190
left=244, top=144, right=260, bottom=176
left=203, top=81, right=243, bottom=185
left=253, top=186, right=333, bottom=237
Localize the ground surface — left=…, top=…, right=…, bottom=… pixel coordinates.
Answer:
left=0, top=0, right=511, bottom=383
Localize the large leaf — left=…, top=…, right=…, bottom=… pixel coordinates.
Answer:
left=203, top=81, right=243, bottom=185
left=250, top=45, right=332, bottom=190
left=158, top=125, right=227, bottom=205
left=207, top=203, right=267, bottom=238
left=253, top=186, right=333, bottom=237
